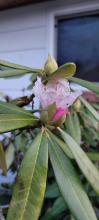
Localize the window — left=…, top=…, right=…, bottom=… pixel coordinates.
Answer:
left=57, top=15, right=99, bottom=82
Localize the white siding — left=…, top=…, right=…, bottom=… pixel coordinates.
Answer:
left=0, top=28, right=45, bottom=52
left=0, top=3, right=47, bottom=97
left=0, top=0, right=99, bottom=98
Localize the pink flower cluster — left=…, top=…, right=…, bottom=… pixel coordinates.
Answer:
left=33, top=77, right=82, bottom=120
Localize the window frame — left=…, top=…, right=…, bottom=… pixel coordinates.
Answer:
left=46, top=0, right=99, bottom=58
left=46, top=0, right=99, bottom=86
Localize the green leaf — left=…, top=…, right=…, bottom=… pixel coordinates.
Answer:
left=70, top=77, right=99, bottom=94
left=0, top=114, right=38, bottom=133
left=92, top=103, right=99, bottom=110
left=0, top=59, right=43, bottom=73
left=46, top=63, right=76, bottom=80
left=0, top=69, right=31, bottom=78
left=5, top=143, right=15, bottom=169
left=40, top=111, right=49, bottom=124
left=48, top=135, right=97, bottom=220
left=7, top=131, right=48, bottom=220
left=82, top=128, right=97, bottom=147
left=41, top=197, right=66, bottom=220
left=66, top=113, right=81, bottom=145
left=80, top=109, right=98, bottom=130
left=0, top=142, right=7, bottom=174
left=73, top=112, right=81, bottom=144
left=45, top=182, right=60, bottom=199
left=70, top=216, right=76, bottom=220
left=47, top=129, right=73, bottom=159
left=0, top=101, right=34, bottom=116
left=47, top=130, right=99, bottom=161
left=66, top=114, right=75, bottom=139
left=87, top=152, right=99, bottom=161
left=79, top=96, right=99, bottom=121
left=47, top=102, right=57, bottom=121
left=59, top=128, right=99, bottom=195
left=41, top=103, right=57, bottom=124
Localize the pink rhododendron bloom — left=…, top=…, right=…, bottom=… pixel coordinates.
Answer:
left=33, top=77, right=82, bottom=113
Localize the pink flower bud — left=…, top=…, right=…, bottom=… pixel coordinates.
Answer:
left=53, top=108, right=69, bottom=121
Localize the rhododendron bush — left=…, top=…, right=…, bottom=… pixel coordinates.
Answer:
left=0, top=55, right=99, bottom=220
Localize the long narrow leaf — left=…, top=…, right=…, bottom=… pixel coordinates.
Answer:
left=0, top=114, right=38, bottom=133
left=48, top=135, right=97, bottom=220
left=59, top=128, right=99, bottom=195
left=70, top=77, right=99, bottom=94
left=0, top=69, right=31, bottom=78
left=5, top=143, right=15, bottom=169
left=87, top=152, right=99, bottom=161
left=66, top=113, right=81, bottom=144
left=72, top=112, right=81, bottom=144
left=0, top=142, right=7, bottom=174
left=7, top=131, right=48, bottom=220
left=79, top=109, right=98, bottom=130
left=47, top=130, right=99, bottom=161
left=80, top=96, right=99, bottom=121
left=0, top=101, right=34, bottom=116
left=47, top=129, right=73, bottom=158
left=0, top=60, right=43, bottom=73
left=66, top=114, right=76, bottom=139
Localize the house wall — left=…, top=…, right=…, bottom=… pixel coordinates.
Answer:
left=0, top=0, right=99, bottom=97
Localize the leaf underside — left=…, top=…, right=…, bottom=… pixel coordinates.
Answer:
left=70, top=77, right=99, bottom=94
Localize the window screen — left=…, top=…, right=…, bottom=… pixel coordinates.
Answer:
left=57, top=15, right=99, bottom=82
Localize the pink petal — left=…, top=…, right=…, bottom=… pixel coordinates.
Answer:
left=33, top=77, right=82, bottom=110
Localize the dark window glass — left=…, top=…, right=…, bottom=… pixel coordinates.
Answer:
left=57, top=15, right=99, bottom=81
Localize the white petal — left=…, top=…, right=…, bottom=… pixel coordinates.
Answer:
left=33, top=77, right=82, bottom=110
left=64, top=91, right=82, bottom=107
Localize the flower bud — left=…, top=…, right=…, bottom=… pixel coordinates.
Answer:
left=73, top=99, right=81, bottom=112
left=40, top=103, right=56, bottom=124
left=44, top=54, right=58, bottom=75
left=51, top=108, right=68, bottom=127
left=40, top=110, right=49, bottom=124
left=52, top=115, right=66, bottom=127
